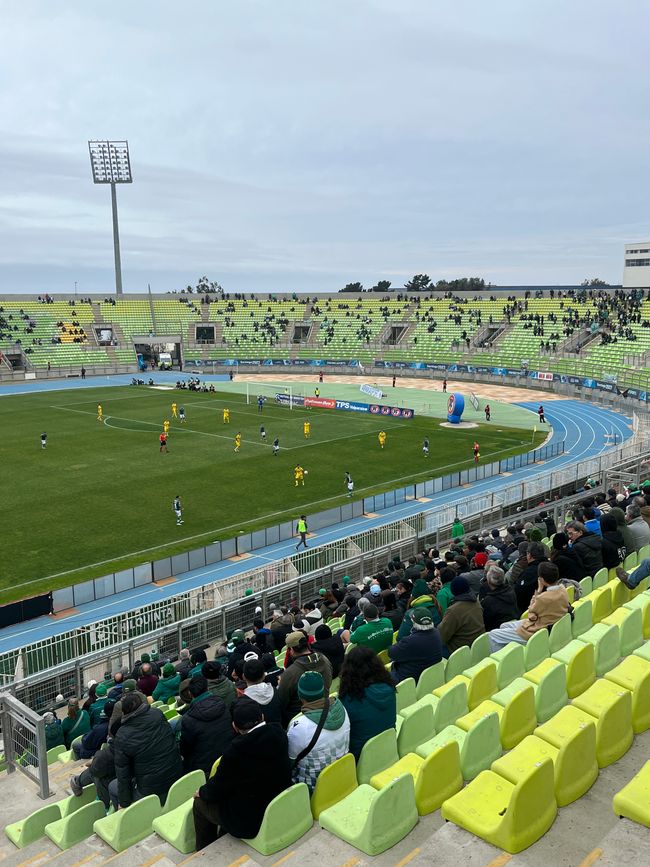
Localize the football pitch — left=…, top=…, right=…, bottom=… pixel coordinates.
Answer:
left=1, top=384, right=544, bottom=602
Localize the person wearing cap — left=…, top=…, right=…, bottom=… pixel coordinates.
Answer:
left=347, top=603, right=394, bottom=654
left=362, top=582, right=386, bottom=612
left=437, top=576, right=485, bottom=655
left=111, top=690, right=182, bottom=810
left=287, top=671, right=350, bottom=792
left=277, top=631, right=332, bottom=727
left=72, top=700, right=116, bottom=759
left=179, top=675, right=234, bottom=776
left=136, top=663, right=159, bottom=697
left=226, top=629, right=261, bottom=678
left=202, top=660, right=237, bottom=707
left=43, top=711, right=64, bottom=750
left=193, top=697, right=292, bottom=848
left=388, top=607, right=443, bottom=683
left=338, top=646, right=396, bottom=759
left=396, top=578, right=442, bottom=640
left=478, top=565, right=519, bottom=632
left=459, top=552, right=489, bottom=595
left=152, top=663, right=182, bottom=703
left=242, top=656, right=282, bottom=725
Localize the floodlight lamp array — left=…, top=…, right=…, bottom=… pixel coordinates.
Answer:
left=88, top=140, right=133, bottom=184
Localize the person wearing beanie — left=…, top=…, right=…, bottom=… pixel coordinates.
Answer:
left=73, top=699, right=116, bottom=759
left=226, top=630, right=261, bottom=678
left=388, top=606, right=443, bottom=683
left=312, top=623, right=345, bottom=677
left=338, top=646, right=396, bottom=759
left=136, top=663, right=159, bottom=698
left=277, top=631, right=332, bottom=727
left=241, top=656, right=281, bottom=725
left=178, top=675, right=234, bottom=776
left=434, top=567, right=457, bottom=615
left=110, top=690, right=182, bottom=810
left=346, top=603, right=394, bottom=654
left=89, top=682, right=109, bottom=726
left=437, top=576, right=485, bottom=655
left=396, top=577, right=443, bottom=640
left=459, top=551, right=489, bottom=595
left=202, top=660, right=236, bottom=707
left=287, top=671, right=350, bottom=792
left=488, top=562, right=570, bottom=652
left=193, top=697, right=292, bottom=848
left=152, top=663, right=182, bottom=703
left=43, top=710, right=64, bottom=750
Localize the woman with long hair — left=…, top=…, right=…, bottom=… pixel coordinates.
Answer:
left=338, top=645, right=396, bottom=759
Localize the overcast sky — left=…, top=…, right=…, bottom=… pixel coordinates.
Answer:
left=0, top=1, right=648, bottom=294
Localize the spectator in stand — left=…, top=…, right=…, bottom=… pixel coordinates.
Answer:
left=381, top=591, right=403, bottom=630
left=479, top=565, right=520, bottom=631
left=226, top=630, right=261, bottom=677
left=136, top=663, right=159, bottom=697
left=451, top=517, right=465, bottom=541
left=460, top=552, right=489, bottom=594
left=252, top=618, right=275, bottom=654
left=548, top=533, right=583, bottom=583
left=152, top=663, right=181, bottom=703
left=62, top=698, right=90, bottom=749
left=488, top=562, right=570, bottom=652
left=270, top=607, right=294, bottom=651
left=287, top=672, right=350, bottom=792
left=72, top=701, right=115, bottom=759
left=189, top=649, right=208, bottom=677
left=610, top=506, right=636, bottom=557
left=192, top=698, right=292, bottom=849
left=241, top=656, right=282, bottom=725
left=179, top=675, right=234, bottom=776
left=108, top=679, right=141, bottom=732
left=89, top=683, right=109, bottom=725
left=338, top=646, right=397, bottom=759
left=505, top=541, right=529, bottom=586
left=312, top=624, right=345, bottom=677
left=301, top=601, right=323, bottom=635
left=107, top=672, right=125, bottom=701
left=43, top=711, right=64, bottom=750
left=405, top=556, right=425, bottom=580
left=394, top=580, right=412, bottom=617
left=110, top=690, right=182, bottom=810
left=347, top=603, right=394, bottom=653
left=174, top=648, right=193, bottom=679
left=262, top=652, right=283, bottom=688
left=434, top=567, right=457, bottom=614
left=514, top=541, right=549, bottom=614
left=565, top=520, right=603, bottom=578
left=388, top=607, right=443, bottom=683
left=581, top=506, right=603, bottom=537
left=82, top=682, right=98, bottom=715
left=277, top=631, right=332, bottom=727
left=70, top=737, right=116, bottom=809
left=397, top=578, right=442, bottom=638
left=318, top=588, right=339, bottom=620
left=437, top=577, right=485, bottom=655
left=600, top=513, right=627, bottom=569
left=625, top=503, right=650, bottom=552
left=202, top=661, right=237, bottom=707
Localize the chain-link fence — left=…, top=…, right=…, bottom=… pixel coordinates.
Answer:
left=0, top=692, right=50, bottom=798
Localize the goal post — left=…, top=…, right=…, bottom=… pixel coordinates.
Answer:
left=245, top=381, right=300, bottom=409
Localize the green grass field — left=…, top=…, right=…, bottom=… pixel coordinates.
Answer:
left=1, top=384, right=544, bottom=602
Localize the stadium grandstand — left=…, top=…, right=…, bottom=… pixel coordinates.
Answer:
left=3, top=286, right=650, bottom=866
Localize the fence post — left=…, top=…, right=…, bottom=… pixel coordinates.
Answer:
left=35, top=716, right=51, bottom=799
left=0, top=697, right=15, bottom=775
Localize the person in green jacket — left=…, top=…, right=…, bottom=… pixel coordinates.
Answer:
left=349, top=604, right=394, bottom=654
left=435, top=567, right=457, bottom=615
left=43, top=711, right=65, bottom=750
left=88, top=683, right=109, bottom=726
left=339, top=645, right=397, bottom=759
left=153, top=663, right=182, bottom=702
left=451, top=517, right=465, bottom=541
left=61, top=699, right=91, bottom=749
left=397, top=578, right=443, bottom=639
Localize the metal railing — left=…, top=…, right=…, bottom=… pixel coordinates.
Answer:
left=0, top=692, right=50, bottom=798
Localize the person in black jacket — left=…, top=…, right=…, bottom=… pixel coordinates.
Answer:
left=566, top=521, right=604, bottom=578
left=192, top=697, right=292, bottom=849
left=600, top=513, right=627, bottom=569
left=548, top=533, right=583, bottom=583
left=382, top=592, right=404, bottom=630
left=110, top=691, right=182, bottom=810
left=312, top=624, right=345, bottom=677
left=252, top=618, right=275, bottom=654
left=226, top=631, right=261, bottom=677
left=179, top=675, right=234, bottom=776
left=479, top=567, right=519, bottom=631
left=514, top=542, right=548, bottom=614
left=241, top=657, right=282, bottom=724
left=387, top=607, right=443, bottom=683
left=73, top=700, right=115, bottom=759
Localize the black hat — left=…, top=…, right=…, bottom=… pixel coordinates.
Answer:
left=232, top=697, right=263, bottom=730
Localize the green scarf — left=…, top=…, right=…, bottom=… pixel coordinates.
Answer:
left=303, top=697, right=346, bottom=731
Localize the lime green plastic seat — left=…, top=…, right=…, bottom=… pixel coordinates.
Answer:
left=571, top=679, right=633, bottom=768
left=444, top=645, right=471, bottom=681
left=590, top=585, right=613, bottom=623
left=571, top=598, right=593, bottom=638
left=370, top=741, right=462, bottom=815
left=521, top=658, right=568, bottom=722
left=490, top=643, right=525, bottom=689
left=470, top=632, right=491, bottom=665
left=613, top=759, right=650, bottom=827
left=59, top=784, right=97, bottom=817
left=5, top=803, right=61, bottom=848
left=624, top=593, right=650, bottom=639
left=441, top=758, right=557, bottom=854
left=151, top=700, right=163, bottom=708
left=319, top=773, right=418, bottom=856
left=592, top=568, right=609, bottom=590
left=152, top=799, right=196, bottom=854
left=401, top=679, right=467, bottom=734
left=624, top=551, right=638, bottom=572
left=415, top=661, right=445, bottom=700
left=395, top=678, right=417, bottom=714
left=57, top=749, right=74, bottom=764
left=397, top=701, right=434, bottom=757
left=634, top=640, right=650, bottom=665
left=163, top=769, right=206, bottom=814
left=47, top=745, right=65, bottom=765
left=310, top=753, right=357, bottom=819
left=417, top=711, right=501, bottom=781
left=579, top=576, right=593, bottom=596
left=548, top=614, right=572, bottom=653
left=457, top=658, right=498, bottom=709
left=243, top=783, right=313, bottom=855
left=602, top=607, right=644, bottom=657
left=488, top=681, right=537, bottom=748
left=45, top=800, right=106, bottom=850
left=163, top=707, right=178, bottom=720
left=356, top=729, right=399, bottom=785
left=605, top=655, right=650, bottom=733
left=93, top=793, right=161, bottom=852
left=551, top=639, right=596, bottom=697
left=524, top=628, right=549, bottom=671
left=576, top=623, right=621, bottom=675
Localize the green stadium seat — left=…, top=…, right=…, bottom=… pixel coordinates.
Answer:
left=524, top=628, right=549, bottom=670
left=591, top=585, right=614, bottom=623
left=602, top=607, right=644, bottom=657
left=444, top=645, right=471, bottom=681
left=395, top=677, right=417, bottom=714
left=624, top=593, right=650, bottom=639
left=533, top=706, right=599, bottom=802
left=592, top=568, right=609, bottom=590
left=415, top=660, right=445, bottom=699
left=571, top=598, right=593, bottom=638
left=59, top=784, right=97, bottom=817
left=397, top=702, right=434, bottom=757
left=356, top=729, right=399, bottom=785
left=400, top=679, right=468, bottom=734
left=470, top=632, right=491, bottom=665
left=613, top=759, right=650, bottom=827
left=417, top=711, right=502, bottom=781
left=576, top=622, right=621, bottom=675
left=551, top=639, right=596, bottom=697
left=152, top=799, right=196, bottom=854
left=579, top=576, right=593, bottom=596
left=93, top=793, right=161, bottom=852
left=548, top=613, right=572, bottom=653
left=521, top=659, right=568, bottom=722
left=605, top=655, right=650, bottom=733
left=319, top=773, right=418, bottom=856
left=571, top=679, right=633, bottom=768
left=162, top=769, right=206, bottom=814
left=243, top=783, right=313, bottom=855
left=310, top=753, right=358, bottom=820
left=5, top=803, right=62, bottom=848
left=47, top=745, right=65, bottom=764
left=490, top=643, right=525, bottom=689
left=45, top=800, right=106, bottom=850
left=458, top=658, right=498, bottom=709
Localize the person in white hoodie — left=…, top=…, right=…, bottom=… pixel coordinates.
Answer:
left=301, top=601, right=323, bottom=636
left=242, top=657, right=281, bottom=725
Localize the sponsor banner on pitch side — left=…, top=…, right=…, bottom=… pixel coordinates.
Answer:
left=276, top=394, right=414, bottom=418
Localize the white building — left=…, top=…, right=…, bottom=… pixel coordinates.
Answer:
left=623, top=242, right=650, bottom=288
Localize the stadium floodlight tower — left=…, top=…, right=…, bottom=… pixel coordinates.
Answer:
left=88, top=140, right=133, bottom=295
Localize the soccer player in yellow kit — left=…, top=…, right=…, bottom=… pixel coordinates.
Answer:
left=234, top=432, right=242, bottom=452
left=171, top=402, right=177, bottom=418
left=303, top=420, right=311, bottom=439
left=223, top=408, right=230, bottom=424
left=378, top=430, right=386, bottom=449
left=97, top=404, right=103, bottom=421
left=294, top=464, right=305, bottom=486
left=163, top=419, right=170, bottom=435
